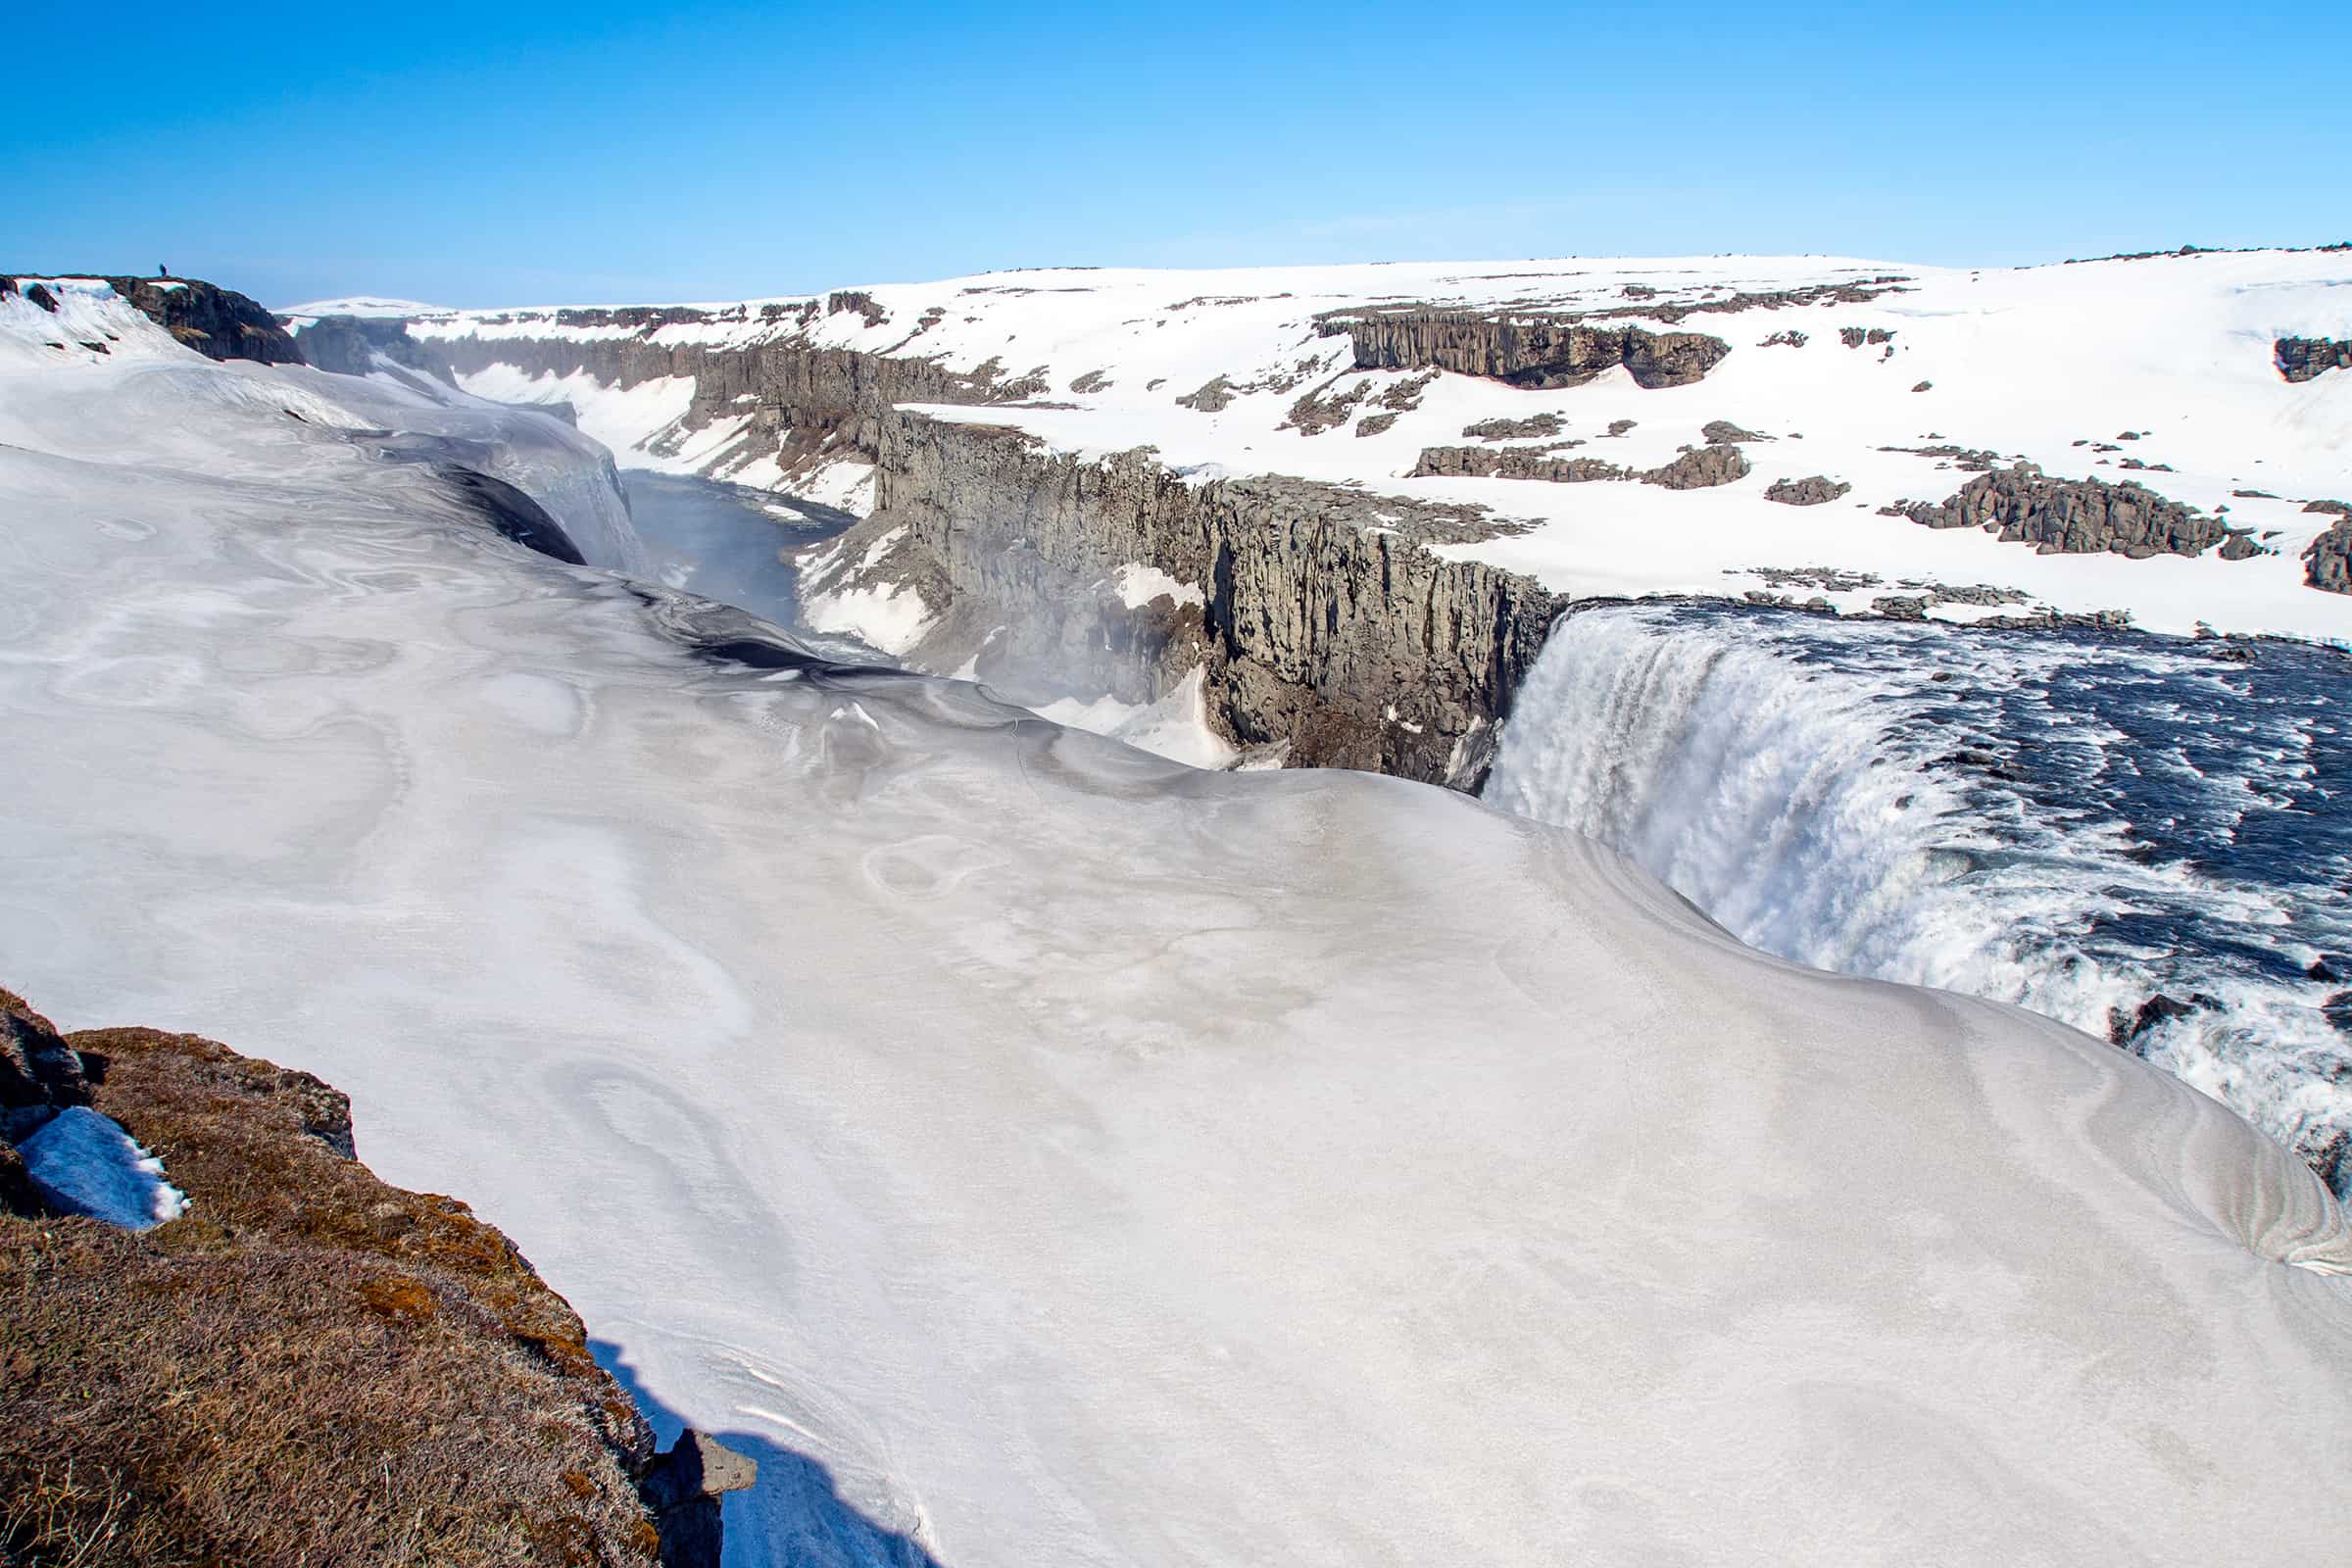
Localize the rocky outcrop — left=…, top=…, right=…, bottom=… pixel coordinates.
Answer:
left=1894, top=465, right=2229, bottom=559
left=2306, top=515, right=2352, bottom=594
left=1765, top=475, right=1851, bottom=506
left=111, top=276, right=302, bottom=365
left=2275, top=336, right=2351, bottom=382
left=1410, top=442, right=1750, bottom=490
left=1320, top=310, right=1730, bottom=389
left=1411, top=446, right=1632, bottom=482
left=0, top=986, right=751, bottom=1568
left=1645, top=445, right=1749, bottom=489
left=1461, top=413, right=1564, bottom=441
left=858, top=414, right=1561, bottom=786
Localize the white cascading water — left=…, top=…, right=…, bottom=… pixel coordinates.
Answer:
left=1486, top=602, right=2352, bottom=1195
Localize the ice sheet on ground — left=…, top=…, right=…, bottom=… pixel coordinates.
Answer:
left=21, top=1106, right=188, bottom=1230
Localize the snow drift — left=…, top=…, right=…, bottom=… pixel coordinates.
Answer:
left=2, top=285, right=2349, bottom=1565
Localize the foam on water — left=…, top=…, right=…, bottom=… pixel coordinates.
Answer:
left=1488, top=602, right=2352, bottom=1195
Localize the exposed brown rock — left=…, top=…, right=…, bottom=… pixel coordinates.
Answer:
left=1461, top=413, right=1564, bottom=441
left=1765, top=475, right=1852, bottom=506
left=1643, top=445, right=1750, bottom=490
left=1896, top=464, right=2228, bottom=559
left=1176, top=375, right=1238, bottom=413
left=2275, top=336, right=2351, bottom=382
left=2306, top=517, right=2352, bottom=593
left=110, top=276, right=302, bottom=365
left=1321, top=310, right=1731, bottom=389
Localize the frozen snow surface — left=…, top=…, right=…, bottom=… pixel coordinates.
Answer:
left=21, top=1106, right=187, bottom=1230
left=5, top=284, right=2352, bottom=1564
left=403, top=249, right=2352, bottom=642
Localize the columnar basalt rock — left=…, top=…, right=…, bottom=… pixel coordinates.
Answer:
left=429, top=322, right=1010, bottom=477
left=1319, top=310, right=1731, bottom=389
left=109, top=276, right=302, bottom=365
left=1408, top=442, right=1750, bottom=490
left=1765, top=475, right=1852, bottom=506
left=1896, top=465, right=2230, bottom=559
left=2306, top=515, right=2352, bottom=594
left=2275, top=336, right=2352, bottom=382
left=861, top=414, right=1561, bottom=786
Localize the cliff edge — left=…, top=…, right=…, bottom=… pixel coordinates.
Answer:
left=0, top=987, right=749, bottom=1567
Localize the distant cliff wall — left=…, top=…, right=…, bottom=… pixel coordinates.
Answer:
left=1319, top=310, right=1731, bottom=389
left=858, top=412, right=1560, bottom=785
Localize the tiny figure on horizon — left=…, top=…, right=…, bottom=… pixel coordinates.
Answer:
left=159, top=264, right=169, bottom=278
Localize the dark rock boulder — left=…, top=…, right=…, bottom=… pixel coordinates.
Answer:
left=1764, top=475, right=1851, bottom=506
left=2305, top=516, right=2352, bottom=594
left=1701, top=419, right=1767, bottom=444
left=0, top=988, right=89, bottom=1148
left=1897, top=464, right=2229, bottom=559
left=1643, top=445, right=1749, bottom=490
left=2275, top=337, right=2351, bottom=382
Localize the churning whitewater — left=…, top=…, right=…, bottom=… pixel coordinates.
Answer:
left=1488, top=603, right=2352, bottom=1196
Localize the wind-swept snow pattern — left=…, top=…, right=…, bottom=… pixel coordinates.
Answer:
left=5, top=284, right=2351, bottom=1565
left=20, top=1107, right=187, bottom=1230
left=1487, top=602, right=2352, bottom=1195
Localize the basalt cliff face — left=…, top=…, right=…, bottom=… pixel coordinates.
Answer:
left=428, top=297, right=1030, bottom=478
left=114, top=276, right=302, bottom=364
left=859, top=413, right=1561, bottom=785
left=1319, top=310, right=1732, bottom=389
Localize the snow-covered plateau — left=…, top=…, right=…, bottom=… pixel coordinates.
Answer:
left=385, top=249, right=2352, bottom=642
left=4, top=276, right=2350, bottom=1562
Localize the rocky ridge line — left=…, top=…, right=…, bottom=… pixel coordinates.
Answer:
left=1316, top=310, right=1731, bottom=389
left=1889, top=464, right=2254, bottom=560
left=1409, top=442, right=1752, bottom=489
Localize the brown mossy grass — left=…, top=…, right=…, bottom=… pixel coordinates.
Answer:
left=0, top=1017, right=662, bottom=1566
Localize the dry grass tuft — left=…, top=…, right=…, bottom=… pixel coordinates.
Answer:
left=0, top=1012, right=664, bottom=1566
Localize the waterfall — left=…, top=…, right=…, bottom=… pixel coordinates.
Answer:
left=1487, top=602, right=2352, bottom=1195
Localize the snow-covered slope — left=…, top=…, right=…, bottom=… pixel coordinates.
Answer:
left=8, top=283, right=2352, bottom=1564
left=402, top=249, right=2352, bottom=642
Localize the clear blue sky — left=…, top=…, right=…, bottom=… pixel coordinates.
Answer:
left=6, top=0, right=2344, bottom=307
